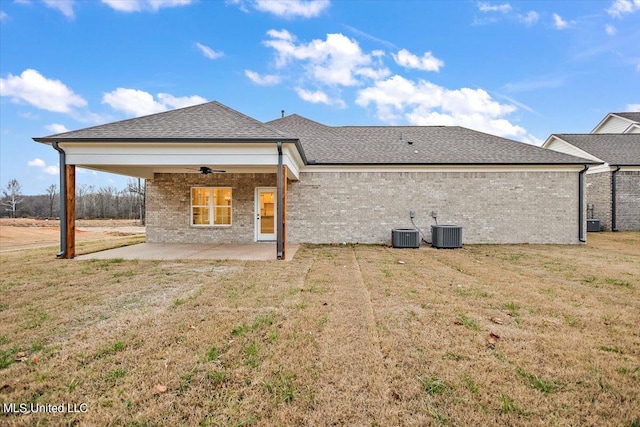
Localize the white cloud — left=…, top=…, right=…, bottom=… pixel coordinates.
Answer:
left=102, top=88, right=206, bottom=117
left=263, top=30, right=390, bottom=86
left=28, top=158, right=46, bottom=167
left=356, top=75, right=538, bottom=143
left=45, top=123, right=70, bottom=134
left=28, top=158, right=59, bottom=175
left=156, top=93, right=206, bottom=109
left=552, top=13, right=573, bottom=30
left=478, top=2, right=512, bottom=13
left=248, top=0, right=329, bottom=18
left=295, top=87, right=330, bottom=104
left=101, top=0, right=194, bottom=12
left=518, top=11, right=539, bottom=25
left=475, top=3, right=539, bottom=26
left=267, top=28, right=295, bottom=41
left=605, top=24, right=617, bottom=35
left=0, top=11, right=9, bottom=22
left=606, top=0, right=640, bottom=17
left=295, top=87, right=345, bottom=107
left=0, top=69, right=87, bottom=113
left=627, top=103, right=640, bottom=111
left=245, top=70, right=282, bottom=86
left=43, top=0, right=75, bottom=18
left=392, top=49, right=444, bottom=72
left=195, top=42, right=223, bottom=59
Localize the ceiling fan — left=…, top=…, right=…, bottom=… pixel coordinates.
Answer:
left=186, top=166, right=226, bottom=174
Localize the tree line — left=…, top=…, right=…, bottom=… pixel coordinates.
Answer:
left=1, top=178, right=145, bottom=224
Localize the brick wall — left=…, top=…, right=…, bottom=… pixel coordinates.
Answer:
left=147, top=170, right=583, bottom=245
left=584, top=170, right=640, bottom=231
left=286, top=171, right=581, bottom=244
left=616, top=171, right=640, bottom=231
left=146, top=173, right=276, bottom=243
left=585, top=172, right=612, bottom=231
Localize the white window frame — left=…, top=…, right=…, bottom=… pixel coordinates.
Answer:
left=190, top=187, right=232, bottom=227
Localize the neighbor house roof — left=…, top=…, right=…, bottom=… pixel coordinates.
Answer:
left=614, top=112, right=640, bottom=122
left=267, top=114, right=595, bottom=165
left=33, top=101, right=296, bottom=143
left=551, top=134, right=640, bottom=166
left=591, top=112, right=640, bottom=134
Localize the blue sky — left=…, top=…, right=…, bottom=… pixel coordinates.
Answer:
left=1, top=0, right=639, bottom=195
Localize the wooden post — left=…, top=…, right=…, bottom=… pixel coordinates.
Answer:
left=64, top=165, right=76, bottom=258
left=282, top=165, right=287, bottom=260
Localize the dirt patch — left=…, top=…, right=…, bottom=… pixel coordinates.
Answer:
left=0, top=219, right=144, bottom=253
left=0, top=233, right=638, bottom=426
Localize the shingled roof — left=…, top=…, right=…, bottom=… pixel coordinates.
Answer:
left=267, top=114, right=595, bottom=165
left=552, top=134, right=640, bottom=166
left=33, top=101, right=295, bottom=142
left=613, top=112, right=640, bottom=123
left=33, top=101, right=596, bottom=166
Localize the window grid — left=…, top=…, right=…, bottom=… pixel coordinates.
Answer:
left=191, top=187, right=232, bottom=226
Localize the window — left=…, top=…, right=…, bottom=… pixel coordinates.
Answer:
left=191, top=187, right=232, bottom=226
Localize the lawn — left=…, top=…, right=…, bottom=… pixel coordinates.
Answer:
left=1, top=232, right=639, bottom=426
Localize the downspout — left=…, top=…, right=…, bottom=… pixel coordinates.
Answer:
left=276, top=141, right=283, bottom=259
left=579, top=165, right=589, bottom=243
left=52, top=142, right=67, bottom=258
left=611, top=166, right=620, bottom=231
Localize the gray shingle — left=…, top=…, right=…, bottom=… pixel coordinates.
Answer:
left=553, top=134, right=640, bottom=166
left=267, top=114, right=595, bottom=165
left=613, top=112, right=640, bottom=123
left=34, top=101, right=295, bottom=141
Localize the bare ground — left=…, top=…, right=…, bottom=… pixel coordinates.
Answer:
left=0, top=219, right=144, bottom=252
left=0, top=228, right=638, bottom=426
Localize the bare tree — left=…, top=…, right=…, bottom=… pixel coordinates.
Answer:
left=2, top=179, right=23, bottom=218
left=127, top=178, right=146, bottom=225
left=76, top=184, right=93, bottom=219
left=45, top=184, right=58, bottom=218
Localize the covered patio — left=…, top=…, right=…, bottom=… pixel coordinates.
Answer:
left=33, top=102, right=306, bottom=260
left=76, top=242, right=299, bottom=261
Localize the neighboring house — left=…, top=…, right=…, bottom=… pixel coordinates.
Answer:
left=591, top=112, right=640, bottom=134
left=543, top=120, right=640, bottom=231
left=34, top=101, right=596, bottom=259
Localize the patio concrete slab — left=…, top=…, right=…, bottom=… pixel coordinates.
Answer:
left=76, top=243, right=299, bottom=261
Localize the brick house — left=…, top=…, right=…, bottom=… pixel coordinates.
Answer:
left=34, top=101, right=596, bottom=259
left=543, top=131, right=640, bottom=231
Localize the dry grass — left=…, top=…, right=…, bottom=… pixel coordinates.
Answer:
left=0, top=231, right=639, bottom=426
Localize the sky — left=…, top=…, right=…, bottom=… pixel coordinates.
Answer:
left=1, top=0, right=639, bottom=195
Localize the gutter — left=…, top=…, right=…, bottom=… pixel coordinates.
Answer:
left=52, top=142, right=67, bottom=258
left=611, top=166, right=621, bottom=231
left=276, top=141, right=284, bottom=260
left=578, top=165, right=589, bottom=243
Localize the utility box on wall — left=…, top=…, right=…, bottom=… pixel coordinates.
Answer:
left=392, top=229, right=420, bottom=248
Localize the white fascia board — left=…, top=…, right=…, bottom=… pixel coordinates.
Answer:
left=620, top=166, right=640, bottom=171
left=60, top=142, right=302, bottom=179
left=542, top=136, right=603, bottom=163
left=300, top=164, right=589, bottom=173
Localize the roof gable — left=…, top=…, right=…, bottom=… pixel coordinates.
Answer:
left=551, top=134, right=640, bottom=166
left=592, top=112, right=640, bottom=134
left=34, top=101, right=295, bottom=142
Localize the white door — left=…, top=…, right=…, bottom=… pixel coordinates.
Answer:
left=255, top=188, right=276, bottom=241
